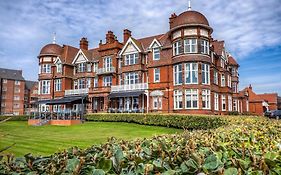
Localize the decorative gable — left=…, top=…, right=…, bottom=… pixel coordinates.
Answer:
left=119, top=37, right=141, bottom=56
left=71, top=49, right=89, bottom=64
left=148, top=38, right=162, bottom=49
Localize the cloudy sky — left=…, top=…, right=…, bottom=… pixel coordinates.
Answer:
left=0, top=0, right=280, bottom=94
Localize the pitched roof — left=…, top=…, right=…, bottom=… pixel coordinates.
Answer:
left=228, top=55, right=239, bottom=66
left=60, top=45, right=79, bottom=64
left=258, top=93, right=278, bottom=103
left=240, top=86, right=264, bottom=102
left=136, top=34, right=164, bottom=51
left=25, top=80, right=37, bottom=90
left=212, top=40, right=224, bottom=56
left=0, top=68, right=25, bottom=81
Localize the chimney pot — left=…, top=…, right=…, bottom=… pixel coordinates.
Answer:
left=123, top=29, right=131, bottom=44
left=80, top=37, right=88, bottom=50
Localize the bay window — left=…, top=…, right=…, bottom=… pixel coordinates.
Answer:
left=125, top=72, right=139, bottom=85
left=54, top=79, right=62, bottom=91
left=56, top=63, right=62, bottom=73
left=125, top=53, right=138, bottom=65
left=174, top=64, right=183, bottom=85
left=77, top=63, right=86, bottom=72
left=174, top=90, right=183, bottom=109
left=173, top=40, right=181, bottom=56
left=202, top=63, right=210, bottom=85
left=201, top=39, right=209, bottom=54
left=227, top=75, right=232, bottom=87
left=103, top=76, right=112, bottom=87
left=185, top=89, right=198, bottom=109
left=94, top=77, right=98, bottom=88
left=87, top=78, right=91, bottom=88
left=184, top=38, right=197, bottom=53
left=185, top=63, right=198, bottom=84
left=41, top=80, right=50, bottom=94
left=87, top=63, right=91, bottom=72
left=78, top=79, right=86, bottom=89
left=93, top=62, right=98, bottom=72
left=104, top=57, right=112, bottom=71
left=202, top=89, right=211, bottom=109
left=42, top=64, right=51, bottom=73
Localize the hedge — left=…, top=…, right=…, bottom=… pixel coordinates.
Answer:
left=0, top=115, right=29, bottom=121
left=85, top=113, right=227, bottom=130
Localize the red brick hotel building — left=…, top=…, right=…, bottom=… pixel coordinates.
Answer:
left=37, top=6, right=249, bottom=115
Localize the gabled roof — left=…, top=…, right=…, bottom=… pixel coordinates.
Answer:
left=71, top=49, right=90, bottom=64
left=240, top=86, right=264, bottom=102
left=60, top=45, right=79, bottom=64
left=137, top=34, right=164, bottom=51
left=119, top=37, right=142, bottom=55
left=212, top=40, right=224, bottom=56
left=258, top=93, right=278, bottom=104
left=228, top=55, right=239, bottom=66
left=148, top=38, right=162, bottom=49
left=0, top=68, right=25, bottom=81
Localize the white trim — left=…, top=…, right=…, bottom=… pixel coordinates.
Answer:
left=71, top=49, right=89, bottom=64
left=54, top=57, right=61, bottom=64
left=148, top=38, right=162, bottom=49
left=119, top=37, right=141, bottom=56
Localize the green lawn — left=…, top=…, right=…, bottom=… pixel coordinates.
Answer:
left=0, top=121, right=181, bottom=156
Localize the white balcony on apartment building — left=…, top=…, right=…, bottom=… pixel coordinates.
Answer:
left=65, top=88, right=89, bottom=96
left=111, top=83, right=148, bottom=92
left=96, top=67, right=115, bottom=75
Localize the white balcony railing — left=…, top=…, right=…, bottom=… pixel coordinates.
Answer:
left=65, top=88, right=89, bottom=96
left=111, top=83, right=148, bottom=92
left=97, top=67, right=115, bottom=74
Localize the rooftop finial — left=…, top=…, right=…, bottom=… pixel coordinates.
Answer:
left=52, top=32, right=56, bottom=44
left=188, top=0, right=192, bottom=10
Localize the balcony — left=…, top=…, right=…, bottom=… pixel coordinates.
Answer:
left=96, top=67, right=115, bottom=75
left=111, top=83, right=148, bottom=92
left=65, top=88, right=89, bottom=96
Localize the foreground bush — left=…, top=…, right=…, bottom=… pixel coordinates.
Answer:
left=0, top=115, right=29, bottom=121
left=86, top=113, right=226, bottom=130
left=0, top=116, right=280, bottom=174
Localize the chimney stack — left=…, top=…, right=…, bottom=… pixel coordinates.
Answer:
left=80, top=37, right=88, bottom=50
left=106, top=31, right=115, bottom=44
left=169, top=13, right=177, bottom=29
left=249, top=84, right=252, bottom=90
left=123, top=29, right=131, bottom=44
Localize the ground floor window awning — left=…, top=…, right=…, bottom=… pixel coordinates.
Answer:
left=34, top=96, right=90, bottom=105
left=108, top=91, right=145, bottom=98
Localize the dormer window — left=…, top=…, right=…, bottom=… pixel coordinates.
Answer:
left=201, top=39, right=209, bottom=54
left=184, top=38, right=197, bottom=53
left=153, top=47, right=160, bottom=60
left=56, top=63, right=62, bottom=73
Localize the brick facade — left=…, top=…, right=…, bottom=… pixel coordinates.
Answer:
left=37, top=8, right=250, bottom=115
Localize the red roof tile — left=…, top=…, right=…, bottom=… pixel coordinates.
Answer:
left=258, top=93, right=278, bottom=103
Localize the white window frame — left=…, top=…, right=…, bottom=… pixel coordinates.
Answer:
left=185, top=89, right=198, bottom=109
left=42, top=64, right=51, bottom=73
left=221, top=95, right=226, bottom=111
left=15, top=80, right=21, bottom=85
left=93, top=62, right=98, bottom=72
left=93, top=77, right=98, bottom=88
left=202, top=63, right=210, bottom=85
left=214, top=70, right=218, bottom=85
left=41, top=80, right=50, bottom=94
left=174, top=90, right=183, bottom=109
left=125, top=72, right=139, bottom=85
left=184, top=38, right=197, bottom=53
left=3, top=79, right=7, bottom=83
left=87, top=63, right=92, bottom=72
left=154, top=68, right=160, bottom=83
left=228, top=95, right=232, bottom=111
left=173, top=40, right=181, bottom=56
left=77, top=63, right=86, bottom=72
left=104, top=57, right=112, bottom=71
left=14, top=95, right=20, bottom=100
left=153, top=47, right=160, bottom=60
left=87, top=78, right=91, bottom=88
left=54, top=79, right=62, bottom=91
left=202, top=89, right=211, bottom=109
left=221, top=74, right=226, bottom=87
left=56, top=63, right=62, bottom=73
left=185, top=63, right=198, bottom=84
left=201, top=39, right=209, bottom=54
left=174, top=64, right=183, bottom=85
left=228, top=75, right=232, bottom=87
left=153, top=96, right=162, bottom=110
left=125, top=53, right=138, bottom=66
left=103, top=76, right=112, bottom=87
left=214, top=93, right=219, bottom=111
left=78, top=79, right=86, bottom=89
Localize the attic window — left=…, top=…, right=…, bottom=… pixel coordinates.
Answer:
left=153, top=47, right=160, bottom=60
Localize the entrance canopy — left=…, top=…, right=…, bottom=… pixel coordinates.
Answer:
left=35, top=96, right=89, bottom=105
left=108, top=91, right=144, bottom=98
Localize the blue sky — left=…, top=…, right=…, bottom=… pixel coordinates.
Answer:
left=0, top=0, right=280, bottom=94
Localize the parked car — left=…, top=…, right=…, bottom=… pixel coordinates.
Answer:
left=266, top=110, right=281, bottom=119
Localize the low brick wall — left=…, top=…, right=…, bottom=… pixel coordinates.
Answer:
left=28, top=119, right=82, bottom=126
